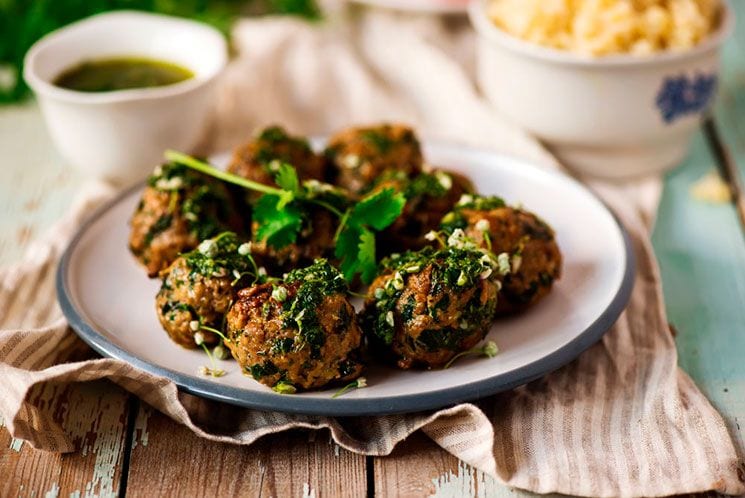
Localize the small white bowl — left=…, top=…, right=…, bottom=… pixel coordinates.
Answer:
left=24, top=11, right=227, bottom=185
left=469, top=0, right=734, bottom=179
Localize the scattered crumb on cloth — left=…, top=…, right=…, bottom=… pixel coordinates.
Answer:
left=690, top=170, right=732, bottom=203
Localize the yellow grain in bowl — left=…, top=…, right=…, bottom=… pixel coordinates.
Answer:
left=486, top=0, right=721, bottom=56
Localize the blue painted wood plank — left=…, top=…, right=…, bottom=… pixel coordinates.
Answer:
left=652, top=128, right=745, bottom=458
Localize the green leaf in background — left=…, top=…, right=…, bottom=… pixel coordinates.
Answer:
left=0, top=0, right=320, bottom=103
left=268, top=0, right=319, bottom=18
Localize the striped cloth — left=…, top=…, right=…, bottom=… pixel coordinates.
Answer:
left=2, top=8, right=744, bottom=497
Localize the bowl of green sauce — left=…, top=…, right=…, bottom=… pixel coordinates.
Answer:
left=24, top=11, right=227, bottom=185
left=54, top=56, right=195, bottom=93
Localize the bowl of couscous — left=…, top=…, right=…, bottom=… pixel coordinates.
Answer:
left=469, top=0, right=734, bottom=179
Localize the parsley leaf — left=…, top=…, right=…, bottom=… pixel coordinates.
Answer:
left=335, top=224, right=362, bottom=280
left=350, top=187, right=406, bottom=230
left=254, top=194, right=302, bottom=249
left=271, top=162, right=300, bottom=209
left=274, top=162, right=300, bottom=194
left=334, top=188, right=405, bottom=284
left=357, top=229, right=377, bottom=284
left=334, top=226, right=376, bottom=283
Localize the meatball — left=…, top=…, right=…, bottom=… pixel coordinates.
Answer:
left=156, top=232, right=257, bottom=348
left=129, top=162, right=243, bottom=277
left=228, top=125, right=326, bottom=188
left=324, top=124, right=423, bottom=193
left=361, top=244, right=501, bottom=369
left=226, top=259, right=363, bottom=391
left=250, top=181, right=349, bottom=273
left=441, top=195, right=562, bottom=313
left=368, top=169, right=474, bottom=254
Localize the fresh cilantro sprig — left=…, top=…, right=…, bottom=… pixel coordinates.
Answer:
left=165, top=150, right=405, bottom=284
left=167, top=151, right=301, bottom=248
left=167, top=151, right=294, bottom=202
left=334, top=188, right=405, bottom=283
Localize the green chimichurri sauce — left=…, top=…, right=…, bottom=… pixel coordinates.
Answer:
left=53, top=56, right=194, bottom=92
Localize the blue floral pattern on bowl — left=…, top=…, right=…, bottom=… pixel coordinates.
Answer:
left=655, top=73, right=718, bottom=124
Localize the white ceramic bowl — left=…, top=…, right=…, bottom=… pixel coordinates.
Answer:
left=24, top=11, right=227, bottom=185
left=469, top=0, right=734, bottom=179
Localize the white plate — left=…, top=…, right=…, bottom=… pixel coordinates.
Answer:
left=57, top=142, right=634, bottom=415
left=351, top=0, right=468, bottom=14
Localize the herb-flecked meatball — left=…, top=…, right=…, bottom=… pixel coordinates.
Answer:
left=226, top=259, right=363, bottom=391
left=361, top=241, right=502, bottom=370
left=129, top=162, right=243, bottom=277
left=441, top=195, right=562, bottom=314
left=367, top=169, right=474, bottom=253
left=228, top=126, right=326, bottom=188
left=250, top=181, right=349, bottom=273
left=324, top=124, right=423, bottom=193
left=156, top=232, right=256, bottom=349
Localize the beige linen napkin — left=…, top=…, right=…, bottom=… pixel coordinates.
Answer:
left=2, top=9, right=744, bottom=497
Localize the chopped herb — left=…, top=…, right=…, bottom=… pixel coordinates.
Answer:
left=253, top=126, right=313, bottom=168
left=440, top=194, right=507, bottom=236
left=363, top=242, right=498, bottom=346
left=142, top=161, right=238, bottom=246
left=332, top=377, right=367, bottom=398
left=250, top=361, right=279, bottom=379
left=198, top=342, right=226, bottom=378
left=406, top=172, right=449, bottom=199
left=271, top=337, right=295, bottom=354
left=401, top=295, right=417, bottom=323
left=443, top=341, right=499, bottom=369
left=279, top=259, right=348, bottom=358
left=182, top=232, right=257, bottom=281
left=273, top=381, right=297, bottom=394
left=213, top=344, right=230, bottom=360
left=144, top=213, right=173, bottom=245
left=360, top=129, right=394, bottom=153
left=416, top=327, right=462, bottom=352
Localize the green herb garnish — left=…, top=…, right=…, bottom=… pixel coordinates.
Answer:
left=332, top=377, right=367, bottom=398
left=273, top=381, right=297, bottom=394
left=181, top=231, right=258, bottom=282
left=280, top=259, right=348, bottom=358
left=195, top=332, right=226, bottom=378
left=440, top=194, right=506, bottom=234
left=334, top=186, right=405, bottom=283
left=363, top=230, right=505, bottom=346
left=443, top=341, right=499, bottom=369
left=166, top=150, right=405, bottom=283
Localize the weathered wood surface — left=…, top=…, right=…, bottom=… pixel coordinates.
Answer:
left=0, top=381, right=131, bottom=498
left=124, top=403, right=367, bottom=498
left=373, top=432, right=566, bottom=498
left=716, top=0, right=745, bottom=178
left=653, top=131, right=745, bottom=465
left=0, top=104, right=82, bottom=266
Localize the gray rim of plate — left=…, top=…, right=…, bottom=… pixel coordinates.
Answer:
left=56, top=150, right=636, bottom=417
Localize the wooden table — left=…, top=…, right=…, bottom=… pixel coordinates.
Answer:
left=2, top=9, right=745, bottom=496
